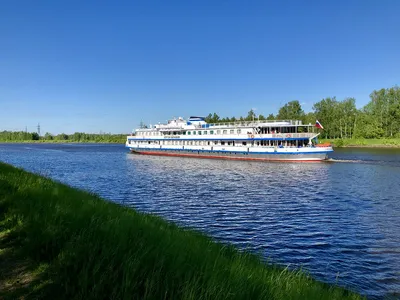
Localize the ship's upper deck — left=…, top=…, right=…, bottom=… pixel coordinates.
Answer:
left=136, top=117, right=311, bottom=133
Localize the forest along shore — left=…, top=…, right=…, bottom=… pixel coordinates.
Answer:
left=321, top=138, right=400, bottom=148
left=0, top=162, right=363, bottom=299
left=0, top=132, right=127, bottom=144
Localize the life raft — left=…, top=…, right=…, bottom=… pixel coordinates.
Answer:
left=316, top=143, right=332, bottom=147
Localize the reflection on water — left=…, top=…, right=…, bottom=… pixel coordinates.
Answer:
left=1, top=143, right=400, bottom=299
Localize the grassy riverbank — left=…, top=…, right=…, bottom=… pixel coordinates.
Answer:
left=0, top=162, right=362, bottom=300
left=320, top=138, right=400, bottom=148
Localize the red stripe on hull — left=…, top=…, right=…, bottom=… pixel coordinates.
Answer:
left=131, top=150, right=325, bottom=162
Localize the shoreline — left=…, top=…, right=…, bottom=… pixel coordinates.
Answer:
left=321, top=138, right=400, bottom=149
left=0, top=162, right=363, bottom=299
left=339, top=144, right=400, bottom=148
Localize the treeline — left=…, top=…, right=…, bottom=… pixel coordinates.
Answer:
left=205, top=86, right=400, bottom=139
left=0, top=131, right=127, bottom=143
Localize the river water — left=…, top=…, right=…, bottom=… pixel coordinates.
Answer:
left=0, top=143, right=399, bottom=299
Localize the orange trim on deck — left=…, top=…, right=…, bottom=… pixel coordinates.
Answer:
left=132, top=150, right=325, bottom=162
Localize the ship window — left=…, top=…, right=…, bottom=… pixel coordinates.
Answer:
left=237, top=129, right=241, bottom=134
left=221, top=141, right=225, bottom=145
left=230, top=129, right=234, bottom=134
left=228, top=141, right=232, bottom=146
left=210, top=130, right=214, bottom=134
left=198, top=131, right=202, bottom=135
left=217, top=130, right=221, bottom=134
left=193, top=131, right=196, bottom=135
left=182, top=131, right=186, bottom=135
left=242, top=142, right=247, bottom=146
left=204, top=131, right=207, bottom=135
left=188, top=131, right=191, bottom=135
left=223, top=130, right=227, bottom=134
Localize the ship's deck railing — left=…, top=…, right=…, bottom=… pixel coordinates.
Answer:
left=201, top=120, right=308, bottom=128
left=136, top=120, right=314, bottom=132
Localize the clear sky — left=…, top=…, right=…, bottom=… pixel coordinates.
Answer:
left=1, top=0, right=399, bottom=134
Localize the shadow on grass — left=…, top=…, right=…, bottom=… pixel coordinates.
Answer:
left=0, top=227, right=53, bottom=300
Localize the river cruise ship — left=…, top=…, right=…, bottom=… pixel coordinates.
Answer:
left=126, top=116, right=333, bottom=162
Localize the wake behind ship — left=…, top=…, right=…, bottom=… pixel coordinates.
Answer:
left=126, top=116, right=333, bottom=162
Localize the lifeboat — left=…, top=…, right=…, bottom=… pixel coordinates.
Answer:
left=316, top=143, right=332, bottom=147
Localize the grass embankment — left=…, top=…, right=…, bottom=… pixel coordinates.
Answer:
left=0, top=162, right=363, bottom=300
left=320, top=138, right=400, bottom=148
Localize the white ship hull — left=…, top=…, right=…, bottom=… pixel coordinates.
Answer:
left=126, top=116, right=332, bottom=162
left=126, top=145, right=332, bottom=162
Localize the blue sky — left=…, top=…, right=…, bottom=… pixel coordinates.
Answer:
left=1, top=0, right=399, bottom=134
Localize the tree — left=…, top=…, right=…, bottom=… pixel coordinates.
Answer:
left=245, top=109, right=256, bottom=121
left=304, top=112, right=315, bottom=125
left=44, top=132, right=53, bottom=140
left=313, top=97, right=340, bottom=138
left=31, top=132, right=40, bottom=140
left=205, top=113, right=220, bottom=123
left=266, top=113, right=275, bottom=120
left=277, top=101, right=305, bottom=121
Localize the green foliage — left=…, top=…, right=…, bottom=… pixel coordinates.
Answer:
left=0, top=131, right=127, bottom=144
left=320, top=138, right=400, bottom=147
left=0, top=162, right=363, bottom=300
left=277, top=100, right=305, bottom=121
left=246, top=109, right=257, bottom=121
left=267, top=113, right=276, bottom=120
left=334, top=139, right=344, bottom=147
left=205, top=112, right=221, bottom=123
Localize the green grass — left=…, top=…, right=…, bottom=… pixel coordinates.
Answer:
left=0, top=162, right=363, bottom=300
left=320, top=138, right=400, bottom=148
